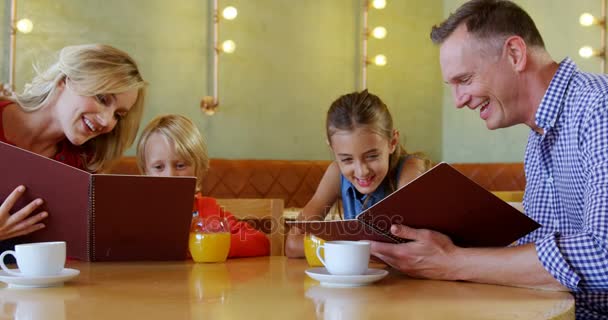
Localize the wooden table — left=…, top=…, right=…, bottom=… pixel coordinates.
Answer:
left=0, top=257, right=574, bottom=319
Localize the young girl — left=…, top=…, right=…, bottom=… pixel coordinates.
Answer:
left=285, top=90, right=429, bottom=258
left=0, top=44, right=146, bottom=241
left=136, top=114, right=270, bottom=258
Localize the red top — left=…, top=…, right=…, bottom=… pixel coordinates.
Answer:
left=193, top=194, right=270, bottom=257
left=0, top=100, right=86, bottom=170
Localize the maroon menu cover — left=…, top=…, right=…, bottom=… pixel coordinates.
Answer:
left=288, top=163, right=540, bottom=247
left=0, top=141, right=196, bottom=261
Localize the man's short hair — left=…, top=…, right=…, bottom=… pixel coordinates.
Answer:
left=430, top=0, right=545, bottom=49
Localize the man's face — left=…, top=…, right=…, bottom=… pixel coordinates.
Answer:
left=439, top=24, right=522, bottom=130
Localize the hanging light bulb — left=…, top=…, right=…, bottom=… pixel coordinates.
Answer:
left=579, top=46, right=596, bottom=58
left=372, top=26, right=387, bottom=39
left=372, top=0, right=386, bottom=10
left=373, top=54, right=387, bottom=66
left=222, top=40, right=236, bottom=53
left=223, top=6, right=238, bottom=20
left=16, top=18, right=33, bottom=34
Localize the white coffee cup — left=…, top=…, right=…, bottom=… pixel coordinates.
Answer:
left=316, top=241, right=370, bottom=275
left=0, top=241, right=66, bottom=277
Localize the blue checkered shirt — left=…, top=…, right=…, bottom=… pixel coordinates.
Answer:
left=520, top=58, right=608, bottom=319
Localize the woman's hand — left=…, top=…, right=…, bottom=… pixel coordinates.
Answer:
left=0, top=185, right=47, bottom=240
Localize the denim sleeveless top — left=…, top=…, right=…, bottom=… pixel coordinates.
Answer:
left=340, top=156, right=407, bottom=219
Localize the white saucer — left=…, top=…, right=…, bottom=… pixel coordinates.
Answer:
left=305, top=267, right=389, bottom=287
left=0, top=268, right=80, bottom=288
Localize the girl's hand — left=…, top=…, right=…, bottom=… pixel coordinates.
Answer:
left=0, top=185, right=47, bottom=240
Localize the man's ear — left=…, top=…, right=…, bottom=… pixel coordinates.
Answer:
left=390, top=129, right=400, bottom=154
left=504, top=36, right=527, bottom=72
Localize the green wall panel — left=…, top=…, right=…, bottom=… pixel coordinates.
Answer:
left=0, top=0, right=443, bottom=162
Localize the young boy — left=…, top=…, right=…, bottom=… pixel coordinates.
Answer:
left=136, top=114, right=269, bottom=258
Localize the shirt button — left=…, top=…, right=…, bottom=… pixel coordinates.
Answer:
left=546, top=175, right=554, bottom=184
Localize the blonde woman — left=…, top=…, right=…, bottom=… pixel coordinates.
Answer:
left=0, top=44, right=147, bottom=240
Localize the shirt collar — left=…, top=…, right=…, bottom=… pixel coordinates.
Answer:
left=348, top=182, right=385, bottom=204
left=535, top=57, right=577, bottom=131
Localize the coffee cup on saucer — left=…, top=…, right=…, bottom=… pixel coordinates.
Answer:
left=0, top=241, right=66, bottom=277
left=316, top=240, right=370, bottom=275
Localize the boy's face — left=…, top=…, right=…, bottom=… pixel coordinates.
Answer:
left=143, top=132, right=196, bottom=178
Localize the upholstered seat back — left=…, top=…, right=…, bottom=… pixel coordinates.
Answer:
left=109, top=157, right=525, bottom=208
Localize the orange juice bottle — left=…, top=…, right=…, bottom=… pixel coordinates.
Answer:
left=189, top=213, right=231, bottom=263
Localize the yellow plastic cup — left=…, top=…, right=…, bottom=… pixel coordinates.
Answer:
left=304, top=234, right=325, bottom=267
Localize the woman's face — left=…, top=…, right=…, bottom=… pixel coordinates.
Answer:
left=54, top=80, right=138, bottom=146
left=330, top=127, right=397, bottom=195
left=143, top=132, right=196, bottom=179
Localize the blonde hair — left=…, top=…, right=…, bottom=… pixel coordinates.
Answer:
left=136, top=114, right=209, bottom=192
left=15, top=44, right=147, bottom=172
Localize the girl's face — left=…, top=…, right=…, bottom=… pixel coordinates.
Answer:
left=143, top=132, right=196, bottom=178
left=330, top=127, right=397, bottom=195
left=55, top=80, right=138, bottom=146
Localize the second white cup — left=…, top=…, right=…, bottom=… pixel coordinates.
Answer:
left=0, top=241, right=66, bottom=277
left=316, top=240, right=370, bottom=275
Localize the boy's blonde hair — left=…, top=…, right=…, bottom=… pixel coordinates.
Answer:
left=136, top=114, right=209, bottom=192
left=15, top=44, right=147, bottom=172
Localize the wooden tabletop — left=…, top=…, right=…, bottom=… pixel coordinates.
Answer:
left=0, top=257, right=574, bottom=319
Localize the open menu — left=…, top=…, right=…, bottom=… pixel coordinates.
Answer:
left=0, top=141, right=196, bottom=261
left=288, top=163, right=540, bottom=247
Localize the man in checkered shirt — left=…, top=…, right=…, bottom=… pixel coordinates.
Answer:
left=370, top=0, right=607, bottom=318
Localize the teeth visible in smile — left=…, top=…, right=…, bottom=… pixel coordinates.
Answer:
left=356, top=177, right=373, bottom=185
left=84, top=118, right=97, bottom=132
left=479, top=100, right=490, bottom=111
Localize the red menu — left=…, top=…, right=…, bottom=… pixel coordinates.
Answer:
left=288, top=163, right=539, bottom=247
left=0, top=141, right=196, bottom=261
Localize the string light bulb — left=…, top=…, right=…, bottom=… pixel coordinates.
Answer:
left=222, top=6, right=238, bottom=20
left=372, top=26, right=387, bottom=39
left=16, top=18, right=33, bottom=34
left=579, top=13, right=595, bottom=26
left=222, top=40, right=236, bottom=53
left=372, top=0, right=386, bottom=10
left=579, top=46, right=597, bottom=58
left=373, top=54, right=387, bottom=66
left=578, top=12, right=604, bottom=27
